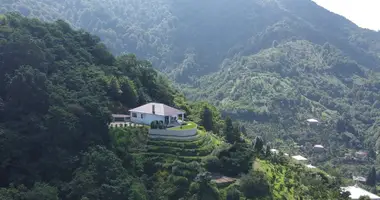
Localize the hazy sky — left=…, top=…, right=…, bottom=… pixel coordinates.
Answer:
left=312, top=0, right=380, bottom=31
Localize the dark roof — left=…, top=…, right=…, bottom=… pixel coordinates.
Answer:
left=129, top=103, right=185, bottom=116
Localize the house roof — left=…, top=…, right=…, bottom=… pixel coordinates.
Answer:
left=270, top=149, right=278, bottom=153
left=352, top=176, right=367, bottom=182
left=341, top=185, right=380, bottom=199
left=306, top=164, right=316, bottom=169
left=307, top=118, right=319, bottom=123
left=292, top=155, right=308, bottom=161
left=314, top=145, right=324, bottom=148
left=129, top=103, right=185, bottom=116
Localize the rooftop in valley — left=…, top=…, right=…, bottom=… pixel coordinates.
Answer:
left=306, top=164, right=316, bottom=169
left=292, top=155, right=308, bottom=161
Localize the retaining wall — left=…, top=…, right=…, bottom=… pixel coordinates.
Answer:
left=148, top=134, right=199, bottom=141
left=149, top=128, right=197, bottom=137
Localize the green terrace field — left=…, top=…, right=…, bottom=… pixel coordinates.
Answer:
left=168, top=121, right=197, bottom=130
left=139, top=130, right=223, bottom=163
left=110, top=126, right=225, bottom=164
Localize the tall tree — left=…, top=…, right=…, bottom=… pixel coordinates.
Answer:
left=201, top=106, right=213, bottom=132
left=254, top=136, right=264, bottom=153
left=226, top=187, right=240, bottom=200
left=224, top=117, right=239, bottom=144
left=366, top=167, right=376, bottom=186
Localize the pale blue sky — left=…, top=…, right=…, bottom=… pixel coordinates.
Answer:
left=312, top=0, right=380, bottom=31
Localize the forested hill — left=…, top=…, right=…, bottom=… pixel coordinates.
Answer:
left=0, top=14, right=351, bottom=200
left=0, top=12, right=174, bottom=188
left=2, top=0, right=380, bottom=183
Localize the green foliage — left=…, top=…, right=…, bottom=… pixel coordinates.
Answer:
left=254, top=136, right=264, bottom=154
left=213, top=142, right=254, bottom=176
left=359, top=196, right=371, bottom=200
left=254, top=159, right=350, bottom=200
left=65, top=146, right=134, bottom=200
left=240, top=171, right=272, bottom=199
left=0, top=183, right=59, bottom=200
left=0, top=13, right=177, bottom=200
left=0, top=2, right=370, bottom=199
left=224, top=117, right=236, bottom=144
left=201, top=106, right=214, bottom=132
left=366, top=167, right=376, bottom=186
left=226, top=187, right=240, bottom=200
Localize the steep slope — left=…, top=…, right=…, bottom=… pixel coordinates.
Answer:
left=0, top=12, right=175, bottom=188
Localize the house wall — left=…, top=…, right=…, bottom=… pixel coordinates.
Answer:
left=130, top=112, right=165, bottom=125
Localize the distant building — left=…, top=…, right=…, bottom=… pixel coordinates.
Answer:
left=355, top=151, right=368, bottom=161
left=352, top=176, right=367, bottom=183
left=306, top=164, right=316, bottom=169
left=341, top=185, right=380, bottom=200
left=307, top=118, right=319, bottom=123
left=292, top=155, right=308, bottom=163
left=270, top=149, right=279, bottom=154
left=313, top=144, right=325, bottom=152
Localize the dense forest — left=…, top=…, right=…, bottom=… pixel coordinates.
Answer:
left=0, top=13, right=352, bottom=199
left=2, top=0, right=380, bottom=198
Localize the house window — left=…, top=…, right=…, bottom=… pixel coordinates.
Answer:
left=141, top=114, right=144, bottom=119
left=132, top=113, right=137, bottom=118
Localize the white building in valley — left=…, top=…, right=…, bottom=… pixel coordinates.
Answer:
left=341, top=185, right=380, bottom=200
left=129, top=103, right=185, bottom=126
left=292, top=155, right=308, bottom=163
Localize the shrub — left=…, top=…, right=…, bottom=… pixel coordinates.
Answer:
left=203, top=156, right=221, bottom=172
left=150, top=121, right=157, bottom=129
left=198, top=126, right=206, bottom=131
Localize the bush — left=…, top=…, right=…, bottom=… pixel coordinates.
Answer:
left=203, top=156, right=221, bottom=172
left=150, top=121, right=157, bottom=129
left=158, top=121, right=166, bottom=129
left=198, top=126, right=206, bottom=131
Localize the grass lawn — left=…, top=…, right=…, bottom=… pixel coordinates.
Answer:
left=168, top=121, right=197, bottom=130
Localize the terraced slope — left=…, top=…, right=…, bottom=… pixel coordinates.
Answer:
left=132, top=130, right=224, bottom=163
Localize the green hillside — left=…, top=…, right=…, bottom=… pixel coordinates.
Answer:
left=0, top=13, right=350, bottom=200
left=1, top=0, right=380, bottom=198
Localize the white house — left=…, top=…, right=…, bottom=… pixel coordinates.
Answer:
left=341, top=185, right=380, bottom=200
left=129, top=103, right=185, bottom=126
